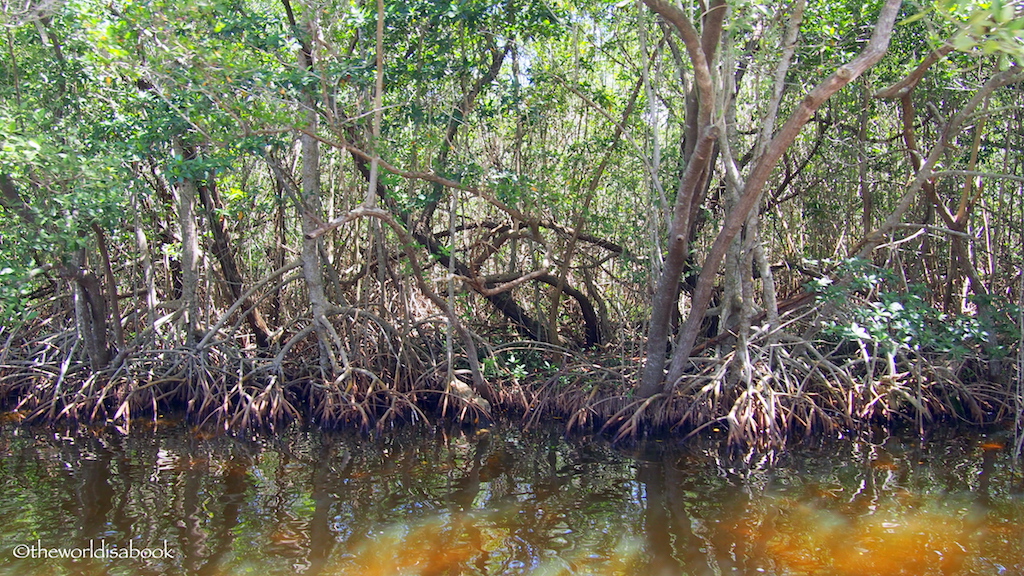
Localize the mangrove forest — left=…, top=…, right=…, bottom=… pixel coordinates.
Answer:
left=1, top=0, right=1024, bottom=450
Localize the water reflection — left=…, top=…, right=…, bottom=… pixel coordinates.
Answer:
left=0, top=421, right=1021, bottom=575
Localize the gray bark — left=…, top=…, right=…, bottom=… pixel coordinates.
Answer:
left=638, top=0, right=726, bottom=398
left=285, top=2, right=335, bottom=377
left=659, top=0, right=904, bottom=392
left=172, top=141, right=201, bottom=343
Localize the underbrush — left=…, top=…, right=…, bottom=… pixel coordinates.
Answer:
left=1, top=260, right=1020, bottom=452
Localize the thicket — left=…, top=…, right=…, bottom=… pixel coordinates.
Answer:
left=1, top=0, right=1022, bottom=449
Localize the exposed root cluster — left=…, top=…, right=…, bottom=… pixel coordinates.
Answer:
left=1, top=297, right=1019, bottom=450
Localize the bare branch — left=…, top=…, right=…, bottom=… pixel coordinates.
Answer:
left=874, top=41, right=956, bottom=99
left=460, top=267, right=550, bottom=297
left=666, top=0, right=905, bottom=386
left=297, top=128, right=531, bottom=230
left=855, top=65, right=1024, bottom=260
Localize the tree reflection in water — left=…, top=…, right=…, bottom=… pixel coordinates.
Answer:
left=0, top=422, right=1021, bottom=575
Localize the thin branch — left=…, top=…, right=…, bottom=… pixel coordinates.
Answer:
left=855, top=65, right=1024, bottom=259
left=934, top=169, right=1024, bottom=184
left=297, top=128, right=531, bottom=232
left=874, top=41, right=956, bottom=99
left=364, top=0, right=385, bottom=207
left=754, top=0, right=806, bottom=163
left=459, top=267, right=550, bottom=297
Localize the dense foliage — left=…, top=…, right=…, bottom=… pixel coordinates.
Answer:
left=1, top=0, right=1022, bottom=447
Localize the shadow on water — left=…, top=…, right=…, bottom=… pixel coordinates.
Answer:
left=0, top=420, right=1022, bottom=575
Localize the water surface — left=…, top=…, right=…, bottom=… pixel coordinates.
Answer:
left=0, top=420, right=1021, bottom=575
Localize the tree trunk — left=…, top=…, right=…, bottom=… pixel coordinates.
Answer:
left=134, top=200, right=158, bottom=335
left=1, top=173, right=111, bottom=369
left=197, top=177, right=273, bottom=349
left=637, top=0, right=725, bottom=398
left=270, top=165, right=286, bottom=327
left=300, top=128, right=334, bottom=375
left=638, top=125, right=718, bottom=396
left=66, top=251, right=110, bottom=371
left=283, top=0, right=335, bottom=376
left=92, top=223, right=125, bottom=355
left=643, top=0, right=903, bottom=395
left=173, top=141, right=202, bottom=344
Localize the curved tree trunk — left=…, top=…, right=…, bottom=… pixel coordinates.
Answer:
left=639, top=0, right=903, bottom=397
left=638, top=0, right=725, bottom=398
left=197, top=177, right=273, bottom=349
left=68, top=256, right=110, bottom=371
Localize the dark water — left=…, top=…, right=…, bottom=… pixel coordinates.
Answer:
left=0, top=418, right=1022, bottom=576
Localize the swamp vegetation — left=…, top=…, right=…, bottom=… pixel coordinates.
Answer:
left=0, top=0, right=1023, bottom=448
